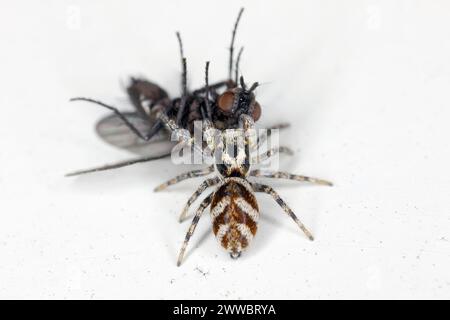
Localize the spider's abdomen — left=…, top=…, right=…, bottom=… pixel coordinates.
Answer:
left=210, top=178, right=259, bottom=258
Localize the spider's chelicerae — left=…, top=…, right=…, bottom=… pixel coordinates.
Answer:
left=153, top=113, right=332, bottom=266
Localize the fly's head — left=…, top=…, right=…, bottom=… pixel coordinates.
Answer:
left=217, top=76, right=261, bottom=125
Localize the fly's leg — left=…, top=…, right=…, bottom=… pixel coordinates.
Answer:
left=70, top=97, right=197, bottom=153
left=228, top=8, right=244, bottom=80
left=65, top=153, right=171, bottom=177
left=176, top=57, right=188, bottom=125
left=70, top=97, right=169, bottom=142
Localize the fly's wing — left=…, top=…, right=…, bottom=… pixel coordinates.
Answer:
left=95, top=112, right=176, bottom=156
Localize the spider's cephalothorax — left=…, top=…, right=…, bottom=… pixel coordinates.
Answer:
left=214, top=123, right=252, bottom=178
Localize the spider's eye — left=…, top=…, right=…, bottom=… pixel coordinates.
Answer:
left=218, top=91, right=235, bottom=113
left=252, top=101, right=261, bottom=121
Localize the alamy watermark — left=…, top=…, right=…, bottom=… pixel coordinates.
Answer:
left=169, top=121, right=282, bottom=171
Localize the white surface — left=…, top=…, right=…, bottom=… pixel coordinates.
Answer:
left=1, top=0, right=449, bottom=299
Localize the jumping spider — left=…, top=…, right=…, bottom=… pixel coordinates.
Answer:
left=151, top=113, right=332, bottom=266
left=66, top=8, right=332, bottom=266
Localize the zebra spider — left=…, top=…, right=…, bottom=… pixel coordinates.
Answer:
left=153, top=113, right=333, bottom=266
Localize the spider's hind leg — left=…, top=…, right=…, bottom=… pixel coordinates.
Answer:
left=252, top=182, right=314, bottom=241
left=178, top=177, right=220, bottom=222
left=177, top=193, right=214, bottom=266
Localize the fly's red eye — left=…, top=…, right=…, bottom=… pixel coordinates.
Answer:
left=252, top=101, right=261, bottom=121
left=218, top=91, right=235, bottom=112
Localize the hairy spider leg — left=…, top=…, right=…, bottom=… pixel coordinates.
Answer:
left=153, top=165, right=215, bottom=192
left=178, top=176, right=221, bottom=222
left=252, top=182, right=314, bottom=240
left=177, top=193, right=214, bottom=266
left=250, top=170, right=333, bottom=186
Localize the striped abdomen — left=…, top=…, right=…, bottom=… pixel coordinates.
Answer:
left=210, top=178, right=259, bottom=258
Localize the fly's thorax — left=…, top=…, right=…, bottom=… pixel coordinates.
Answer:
left=210, top=178, right=259, bottom=257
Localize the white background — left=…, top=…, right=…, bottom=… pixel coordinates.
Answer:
left=1, top=0, right=449, bottom=299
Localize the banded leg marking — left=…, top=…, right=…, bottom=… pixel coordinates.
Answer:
left=177, top=193, right=213, bottom=266
left=252, top=183, right=314, bottom=241
left=252, top=146, right=294, bottom=164
left=250, top=170, right=333, bottom=186
left=179, top=177, right=221, bottom=222
left=256, top=123, right=291, bottom=148
left=154, top=165, right=215, bottom=192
